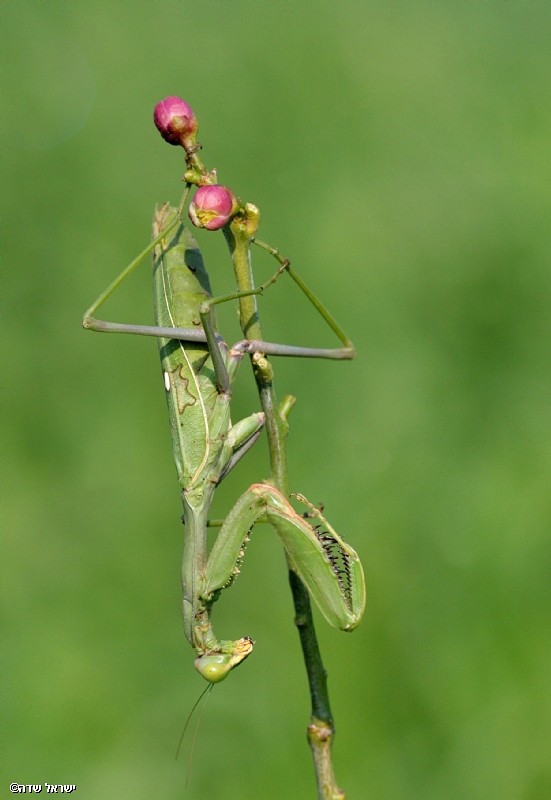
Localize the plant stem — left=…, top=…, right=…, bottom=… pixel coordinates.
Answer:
left=223, top=221, right=346, bottom=800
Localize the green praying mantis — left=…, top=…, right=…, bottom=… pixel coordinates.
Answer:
left=83, top=197, right=365, bottom=683
left=83, top=97, right=365, bottom=705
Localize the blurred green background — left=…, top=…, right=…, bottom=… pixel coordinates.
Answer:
left=2, top=2, right=551, bottom=798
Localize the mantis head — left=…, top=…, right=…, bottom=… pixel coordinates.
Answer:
left=194, top=636, right=254, bottom=683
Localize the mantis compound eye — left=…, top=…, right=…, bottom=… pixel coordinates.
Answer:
left=194, top=654, right=232, bottom=683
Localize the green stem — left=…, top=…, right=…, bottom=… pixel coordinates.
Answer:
left=222, top=225, right=288, bottom=489
left=223, top=222, right=345, bottom=800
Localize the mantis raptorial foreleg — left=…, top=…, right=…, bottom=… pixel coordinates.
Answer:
left=202, top=485, right=364, bottom=632
left=83, top=203, right=365, bottom=683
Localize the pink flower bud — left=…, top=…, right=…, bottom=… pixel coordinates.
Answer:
left=153, top=96, right=198, bottom=147
left=188, top=184, right=238, bottom=231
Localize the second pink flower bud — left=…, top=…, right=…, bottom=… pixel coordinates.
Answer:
left=188, top=185, right=238, bottom=231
